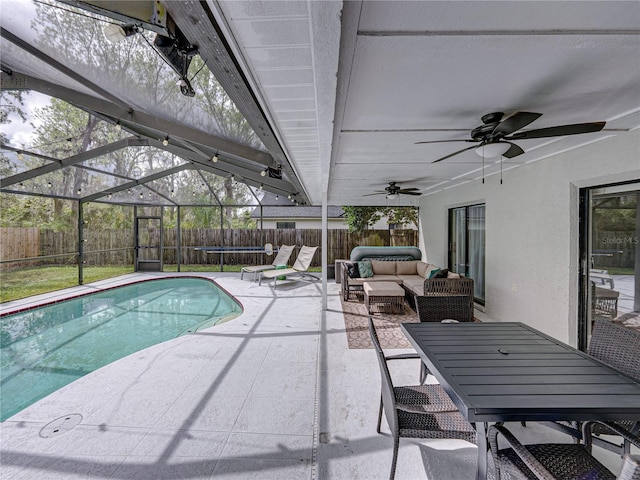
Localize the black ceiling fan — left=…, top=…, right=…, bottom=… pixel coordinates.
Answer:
left=363, top=182, right=422, bottom=198
left=416, top=112, right=606, bottom=163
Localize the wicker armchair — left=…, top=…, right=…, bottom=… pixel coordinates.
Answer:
left=489, top=422, right=640, bottom=480
left=415, top=294, right=474, bottom=323
left=541, top=319, right=640, bottom=455
left=368, top=318, right=476, bottom=480
left=422, top=277, right=475, bottom=321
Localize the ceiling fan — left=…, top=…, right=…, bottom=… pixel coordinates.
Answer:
left=363, top=182, right=422, bottom=199
left=416, top=112, right=606, bottom=163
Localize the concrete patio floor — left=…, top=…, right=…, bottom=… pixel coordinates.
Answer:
left=0, top=272, right=635, bottom=479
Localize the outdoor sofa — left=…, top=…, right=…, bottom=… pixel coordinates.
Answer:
left=341, top=258, right=471, bottom=310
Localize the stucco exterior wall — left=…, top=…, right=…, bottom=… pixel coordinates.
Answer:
left=418, top=130, right=640, bottom=345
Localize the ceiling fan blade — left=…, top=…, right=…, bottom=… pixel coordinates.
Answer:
left=493, top=112, right=542, bottom=136
left=503, top=142, right=524, bottom=159
left=398, top=187, right=420, bottom=192
left=362, top=192, right=385, bottom=197
left=400, top=191, right=422, bottom=196
left=432, top=145, right=477, bottom=163
left=507, top=122, right=606, bottom=140
left=415, top=139, right=472, bottom=145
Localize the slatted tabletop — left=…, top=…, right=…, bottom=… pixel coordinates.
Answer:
left=401, top=322, right=640, bottom=479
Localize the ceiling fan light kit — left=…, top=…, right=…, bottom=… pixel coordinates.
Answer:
left=475, top=142, right=510, bottom=158
left=386, top=193, right=399, bottom=200
left=416, top=111, right=606, bottom=164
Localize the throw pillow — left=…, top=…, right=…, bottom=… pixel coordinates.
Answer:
left=428, top=268, right=441, bottom=279
left=447, top=271, right=461, bottom=279
left=434, top=268, right=449, bottom=278
left=347, top=262, right=360, bottom=278
left=425, top=264, right=441, bottom=278
left=358, top=260, right=374, bottom=278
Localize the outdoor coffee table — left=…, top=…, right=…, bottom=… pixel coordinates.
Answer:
left=363, top=281, right=404, bottom=314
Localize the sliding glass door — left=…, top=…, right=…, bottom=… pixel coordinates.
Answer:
left=449, top=204, right=485, bottom=303
left=579, top=183, right=639, bottom=349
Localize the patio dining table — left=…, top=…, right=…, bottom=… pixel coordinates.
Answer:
left=401, top=322, right=640, bottom=480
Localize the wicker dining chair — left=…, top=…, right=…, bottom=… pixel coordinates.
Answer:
left=541, top=320, right=640, bottom=455
left=414, top=293, right=475, bottom=382
left=368, top=318, right=476, bottom=480
left=489, top=422, right=640, bottom=480
left=587, top=319, right=640, bottom=455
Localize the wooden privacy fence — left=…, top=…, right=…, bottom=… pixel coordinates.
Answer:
left=166, top=228, right=418, bottom=266
left=1, top=228, right=418, bottom=268
left=0, top=228, right=39, bottom=265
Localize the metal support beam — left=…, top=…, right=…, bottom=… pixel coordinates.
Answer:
left=1, top=27, right=132, bottom=110
left=165, top=1, right=310, bottom=205
left=3, top=72, right=275, bottom=167
left=78, top=201, right=84, bottom=285
left=82, top=163, right=192, bottom=202
left=1, top=138, right=141, bottom=188
left=322, top=191, right=328, bottom=310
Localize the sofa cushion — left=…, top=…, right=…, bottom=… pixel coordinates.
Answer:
left=409, top=282, right=423, bottom=296
left=396, top=260, right=419, bottom=276
left=371, top=260, right=396, bottom=275
left=401, top=277, right=424, bottom=292
left=369, top=274, right=403, bottom=283
left=396, top=274, right=423, bottom=283
left=416, top=261, right=429, bottom=278
left=358, top=260, right=374, bottom=278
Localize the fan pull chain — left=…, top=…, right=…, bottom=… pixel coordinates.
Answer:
left=500, top=156, right=503, bottom=185
left=482, top=147, right=485, bottom=184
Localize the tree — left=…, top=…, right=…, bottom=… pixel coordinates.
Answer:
left=342, top=206, right=418, bottom=233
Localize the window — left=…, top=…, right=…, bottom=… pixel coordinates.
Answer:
left=449, top=204, right=485, bottom=304
left=276, top=222, right=296, bottom=229
left=579, top=182, right=639, bottom=349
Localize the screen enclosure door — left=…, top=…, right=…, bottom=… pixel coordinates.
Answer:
left=135, top=216, right=163, bottom=272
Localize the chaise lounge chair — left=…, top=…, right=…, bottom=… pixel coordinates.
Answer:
left=258, top=245, right=318, bottom=288
left=240, top=244, right=295, bottom=281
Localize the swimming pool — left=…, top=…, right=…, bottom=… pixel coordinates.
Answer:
left=0, top=277, right=242, bottom=421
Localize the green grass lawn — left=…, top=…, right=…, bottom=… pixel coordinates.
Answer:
left=1, top=264, right=325, bottom=303
left=1, top=265, right=134, bottom=303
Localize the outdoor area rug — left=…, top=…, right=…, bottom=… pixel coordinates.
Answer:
left=340, top=296, right=418, bottom=349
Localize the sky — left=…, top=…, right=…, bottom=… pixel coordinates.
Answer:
left=3, top=90, right=50, bottom=148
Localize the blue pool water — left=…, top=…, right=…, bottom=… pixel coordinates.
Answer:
left=0, top=277, right=242, bottom=421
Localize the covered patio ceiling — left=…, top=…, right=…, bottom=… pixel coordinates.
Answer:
left=1, top=1, right=639, bottom=208
left=215, top=0, right=640, bottom=206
